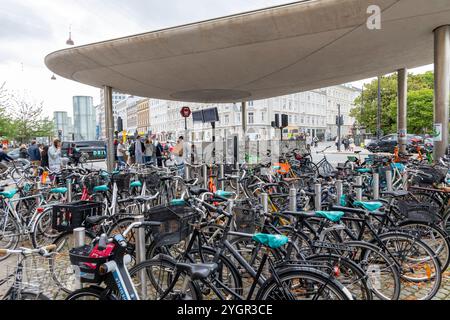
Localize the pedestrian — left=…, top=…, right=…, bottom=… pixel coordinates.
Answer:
left=335, top=136, right=339, bottom=150
left=349, top=136, right=355, bottom=152
left=0, top=146, right=13, bottom=174
left=113, top=139, right=119, bottom=163
left=343, top=137, right=350, bottom=151
left=172, top=136, right=185, bottom=176
left=48, top=139, right=62, bottom=173
left=144, top=137, right=155, bottom=164
left=313, top=136, right=319, bottom=148
left=305, top=134, right=312, bottom=151
left=133, top=135, right=146, bottom=164
left=41, top=145, right=49, bottom=170
left=19, top=144, right=28, bottom=159
left=116, top=140, right=127, bottom=168
left=155, top=140, right=164, bottom=167
left=128, top=139, right=135, bottom=165
left=27, top=140, right=41, bottom=176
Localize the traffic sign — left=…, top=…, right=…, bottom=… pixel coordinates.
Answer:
left=180, top=106, right=191, bottom=118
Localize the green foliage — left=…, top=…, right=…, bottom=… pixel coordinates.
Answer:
left=0, top=84, right=55, bottom=142
left=350, top=71, right=434, bottom=135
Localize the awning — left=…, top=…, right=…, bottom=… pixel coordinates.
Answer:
left=45, top=0, right=450, bottom=103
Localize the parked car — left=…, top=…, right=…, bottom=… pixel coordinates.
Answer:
left=61, top=141, right=106, bottom=161
left=366, top=134, right=424, bottom=153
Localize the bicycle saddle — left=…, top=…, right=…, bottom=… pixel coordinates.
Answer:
left=176, top=263, right=218, bottom=280
left=85, top=215, right=109, bottom=226
left=189, top=187, right=209, bottom=196
left=380, top=190, right=409, bottom=198
left=354, top=151, right=362, bottom=154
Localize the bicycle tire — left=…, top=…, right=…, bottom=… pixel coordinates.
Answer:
left=256, top=266, right=352, bottom=300
left=65, top=286, right=107, bottom=300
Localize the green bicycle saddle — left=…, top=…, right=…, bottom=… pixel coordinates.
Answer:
left=215, top=190, right=234, bottom=198
left=170, top=199, right=186, bottom=206
left=252, top=233, right=289, bottom=249
left=93, top=185, right=109, bottom=193
left=353, top=201, right=383, bottom=212
left=0, top=189, right=18, bottom=199
left=130, top=181, right=142, bottom=188
left=315, top=211, right=345, bottom=222
left=340, top=195, right=347, bottom=206
left=356, top=168, right=371, bottom=173
left=50, top=187, right=68, bottom=194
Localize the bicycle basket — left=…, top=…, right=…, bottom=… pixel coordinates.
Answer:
left=233, top=199, right=259, bottom=233
left=145, top=204, right=196, bottom=246
left=111, top=173, right=132, bottom=191
left=396, top=200, right=441, bottom=223
left=52, top=201, right=103, bottom=232
left=139, top=172, right=160, bottom=189
left=69, top=245, right=112, bottom=284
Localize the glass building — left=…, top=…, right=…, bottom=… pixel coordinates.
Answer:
left=73, top=96, right=96, bottom=141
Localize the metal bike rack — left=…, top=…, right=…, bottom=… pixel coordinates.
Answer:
left=385, top=170, right=393, bottom=192
left=335, top=180, right=343, bottom=205
left=289, top=188, right=297, bottom=212
left=355, top=176, right=363, bottom=201
left=372, top=173, right=380, bottom=199
left=135, top=215, right=147, bottom=299
left=314, top=184, right=322, bottom=211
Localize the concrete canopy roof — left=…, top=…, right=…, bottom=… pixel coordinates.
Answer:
left=45, top=0, right=450, bottom=103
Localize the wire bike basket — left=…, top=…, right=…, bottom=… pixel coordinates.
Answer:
left=396, top=200, right=441, bottom=224
left=145, top=203, right=196, bottom=246
left=69, top=245, right=113, bottom=284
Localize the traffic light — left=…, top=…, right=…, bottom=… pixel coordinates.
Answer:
left=117, top=117, right=123, bottom=132
left=274, top=114, right=280, bottom=128
left=281, top=114, right=289, bottom=128
left=336, top=115, right=344, bottom=126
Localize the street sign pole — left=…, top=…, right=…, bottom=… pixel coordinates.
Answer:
left=337, top=104, right=341, bottom=152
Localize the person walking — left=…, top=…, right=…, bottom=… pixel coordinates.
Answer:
left=133, top=136, right=146, bottom=165
left=41, top=145, right=49, bottom=170
left=27, top=140, right=41, bottom=176
left=172, top=136, right=185, bottom=176
left=48, top=139, right=62, bottom=173
left=349, top=136, right=355, bottom=152
left=313, top=136, right=319, bottom=148
left=144, top=138, right=155, bottom=164
left=305, top=134, right=313, bottom=152
left=155, top=140, right=164, bottom=167
left=343, top=136, right=350, bottom=151
left=117, top=140, right=127, bottom=168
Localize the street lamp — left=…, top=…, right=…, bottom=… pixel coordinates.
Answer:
left=51, top=74, right=56, bottom=80
left=66, top=25, right=74, bottom=46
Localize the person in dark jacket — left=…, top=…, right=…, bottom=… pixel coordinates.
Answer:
left=155, top=140, right=163, bottom=167
left=40, top=145, right=49, bottom=169
left=0, top=147, right=13, bottom=174
left=28, top=140, right=41, bottom=176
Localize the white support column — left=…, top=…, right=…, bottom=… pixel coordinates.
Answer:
left=397, top=68, right=408, bottom=154
left=434, top=26, right=450, bottom=160
left=104, top=86, right=115, bottom=172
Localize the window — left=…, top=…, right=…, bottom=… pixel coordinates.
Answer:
left=261, top=112, right=265, bottom=122
left=224, top=115, right=229, bottom=125
left=248, top=101, right=254, bottom=107
left=248, top=112, right=254, bottom=124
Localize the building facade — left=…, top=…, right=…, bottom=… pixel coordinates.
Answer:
left=136, top=99, right=150, bottom=135
left=73, top=96, right=96, bottom=141
left=53, top=111, right=73, bottom=141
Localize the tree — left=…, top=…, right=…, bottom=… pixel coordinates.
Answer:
left=350, top=71, right=434, bottom=135
left=8, top=93, right=54, bottom=143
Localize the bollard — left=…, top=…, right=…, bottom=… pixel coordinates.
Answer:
left=385, top=170, right=393, bottom=192
left=335, top=180, right=343, bottom=205
left=355, top=176, right=363, bottom=201
left=289, top=188, right=297, bottom=212
left=260, top=193, right=268, bottom=215
left=73, top=227, right=85, bottom=248
left=66, top=179, right=72, bottom=203
left=314, top=184, right=322, bottom=211
left=372, top=173, right=380, bottom=200
left=203, top=163, right=208, bottom=189
left=73, top=228, right=85, bottom=290
left=134, top=215, right=147, bottom=299
left=235, top=163, right=240, bottom=197
left=220, top=163, right=225, bottom=191
left=185, top=165, right=190, bottom=181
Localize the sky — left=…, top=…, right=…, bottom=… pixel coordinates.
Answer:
left=0, top=0, right=433, bottom=118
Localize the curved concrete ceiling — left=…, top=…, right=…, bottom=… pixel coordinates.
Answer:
left=45, top=0, right=450, bottom=103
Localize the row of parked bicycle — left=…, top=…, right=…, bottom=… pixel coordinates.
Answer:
left=0, top=147, right=450, bottom=300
